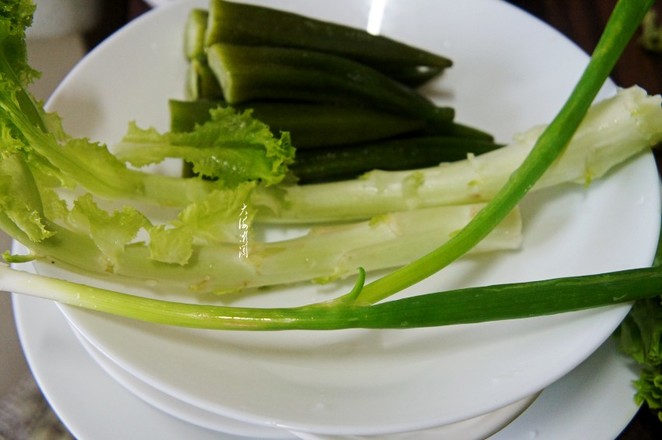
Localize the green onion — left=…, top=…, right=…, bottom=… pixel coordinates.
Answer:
left=1, top=256, right=660, bottom=330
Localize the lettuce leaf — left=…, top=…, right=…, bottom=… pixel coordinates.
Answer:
left=114, top=106, right=295, bottom=187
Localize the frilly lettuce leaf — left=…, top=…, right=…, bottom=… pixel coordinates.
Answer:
left=114, top=106, right=295, bottom=187
left=618, top=296, right=662, bottom=421
left=67, top=194, right=151, bottom=268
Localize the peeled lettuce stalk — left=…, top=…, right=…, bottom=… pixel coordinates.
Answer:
left=257, top=86, right=662, bottom=223
left=3, top=198, right=523, bottom=294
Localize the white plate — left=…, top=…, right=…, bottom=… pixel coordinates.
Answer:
left=36, top=0, right=660, bottom=436
left=74, top=326, right=538, bottom=439
left=13, top=293, right=642, bottom=440
left=73, top=328, right=296, bottom=439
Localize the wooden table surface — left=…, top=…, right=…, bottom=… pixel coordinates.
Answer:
left=101, top=1, right=661, bottom=438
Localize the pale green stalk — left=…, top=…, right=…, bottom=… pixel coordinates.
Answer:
left=3, top=258, right=662, bottom=330
left=7, top=203, right=521, bottom=294
left=257, top=86, right=662, bottom=223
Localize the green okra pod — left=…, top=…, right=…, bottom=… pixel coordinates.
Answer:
left=185, top=58, right=223, bottom=100
left=168, top=99, right=435, bottom=148
left=292, top=135, right=504, bottom=183
left=204, top=0, right=452, bottom=86
left=184, top=8, right=208, bottom=61
left=206, top=43, right=449, bottom=123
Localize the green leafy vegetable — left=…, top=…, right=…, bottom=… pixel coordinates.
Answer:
left=0, top=0, right=659, bottom=337
left=618, top=297, right=662, bottom=421
left=114, top=106, right=294, bottom=186
left=617, top=230, right=662, bottom=421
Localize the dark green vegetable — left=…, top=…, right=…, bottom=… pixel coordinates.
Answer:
left=169, top=98, right=498, bottom=183
left=291, top=136, right=503, bottom=183
left=360, top=263, right=662, bottom=330
left=206, top=43, right=450, bottom=124
left=204, top=0, right=451, bottom=86
left=168, top=98, right=430, bottom=148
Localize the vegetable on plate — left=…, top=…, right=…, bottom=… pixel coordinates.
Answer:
left=1, top=0, right=662, bottom=421
left=183, top=0, right=501, bottom=181
left=0, top=0, right=659, bottom=325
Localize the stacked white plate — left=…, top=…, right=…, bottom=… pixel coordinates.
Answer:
left=13, top=0, right=661, bottom=438
left=13, top=280, right=647, bottom=439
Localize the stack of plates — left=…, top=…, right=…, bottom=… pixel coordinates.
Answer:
left=13, top=279, right=647, bottom=439
left=13, top=1, right=661, bottom=438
